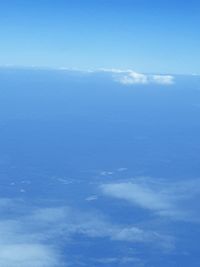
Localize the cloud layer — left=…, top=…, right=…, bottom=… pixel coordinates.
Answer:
left=100, top=177, right=200, bottom=221
left=101, top=69, right=174, bottom=85
left=0, top=197, right=174, bottom=267
left=0, top=244, right=59, bottom=267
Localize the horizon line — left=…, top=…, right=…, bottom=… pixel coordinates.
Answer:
left=0, top=64, right=199, bottom=77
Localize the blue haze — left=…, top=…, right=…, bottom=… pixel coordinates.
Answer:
left=0, top=68, right=200, bottom=266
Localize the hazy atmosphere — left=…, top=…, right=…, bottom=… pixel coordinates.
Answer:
left=0, top=1, right=200, bottom=267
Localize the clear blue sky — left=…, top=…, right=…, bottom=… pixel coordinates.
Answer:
left=0, top=0, right=200, bottom=74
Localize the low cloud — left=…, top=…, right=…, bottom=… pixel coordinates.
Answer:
left=152, top=75, right=174, bottom=84
left=0, top=244, right=60, bottom=267
left=0, top=198, right=174, bottom=267
left=101, top=69, right=175, bottom=85
left=29, top=206, right=168, bottom=246
left=101, top=182, right=171, bottom=211
left=100, top=177, right=200, bottom=221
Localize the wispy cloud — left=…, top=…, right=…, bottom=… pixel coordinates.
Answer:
left=29, top=206, right=169, bottom=246
left=29, top=206, right=173, bottom=251
left=0, top=217, right=62, bottom=267
left=100, top=177, right=200, bottom=221
left=0, top=244, right=60, bottom=267
left=0, top=66, right=175, bottom=85
left=152, top=75, right=174, bottom=84
left=0, top=198, right=174, bottom=266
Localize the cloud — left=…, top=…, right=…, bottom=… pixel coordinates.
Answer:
left=101, top=182, right=171, bottom=211
left=1, top=66, right=175, bottom=86
left=101, top=69, right=175, bottom=85
left=30, top=207, right=69, bottom=224
left=152, top=75, right=174, bottom=84
left=0, top=244, right=60, bottom=267
left=0, top=204, right=67, bottom=267
left=30, top=206, right=173, bottom=250
left=116, top=71, right=149, bottom=84
left=93, top=256, right=144, bottom=266
left=0, top=198, right=174, bottom=267
left=111, top=226, right=173, bottom=250
left=85, top=195, right=98, bottom=201
left=0, top=217, right=62, bottom=267
left=100, top=178, right=200, bottom=221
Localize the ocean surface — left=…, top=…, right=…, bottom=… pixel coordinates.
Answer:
left=0, top=68, right=200, bottom=267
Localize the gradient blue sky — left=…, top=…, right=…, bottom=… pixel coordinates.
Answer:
left=0, top=0, right=200, bottom=74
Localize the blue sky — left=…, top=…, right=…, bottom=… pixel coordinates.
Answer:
left=0, top=0, right=200, bottom=74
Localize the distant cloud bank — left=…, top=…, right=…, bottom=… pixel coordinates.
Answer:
left=0, top=66, right=175, bottom=85
left=101, top=69, right=175, bottom=85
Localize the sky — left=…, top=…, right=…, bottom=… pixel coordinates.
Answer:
left=0, top=0, right=200, bottom=74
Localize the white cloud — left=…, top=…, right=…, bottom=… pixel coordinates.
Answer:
left=101, top=182, right=171, bottom=211
left=30, top=206, right=173, bottom=249
left=152, top=75, right=174, bottom=84
left=2, top=66, right=174, bottom=86
left=0, top=203, right=66, bottom=267
left=0, top=197, right=174, bottom=267
left=0, top=217, right=62, bottom=267
left=100, top=178, right=200, bottom=221
left=101, top=69, right=175, bottom=85
left=0, top=244, right=60, bottom=267
left=117, top=71, right=149, bottom=84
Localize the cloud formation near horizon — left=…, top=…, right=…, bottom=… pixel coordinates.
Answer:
left=101, top=69, right=175, bottom=85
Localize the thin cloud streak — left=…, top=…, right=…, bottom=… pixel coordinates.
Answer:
left=100, top=177, right=200, bottom=221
